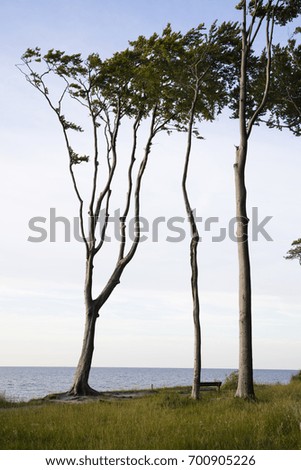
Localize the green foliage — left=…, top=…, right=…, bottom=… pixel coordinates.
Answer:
left=19, top=20, right=240, bottom=149
left=67, top=146, right=89, bottom=165
left=235, top=0, right=301, bottom=23
left=273, top=0, right=301, bottom=26
left=0, top=393, right=9, bottom=408
left=222, top=371, right=239, bottom=390
left=0, top=393, right=28, bottom=409
left=267, top=38, right=301, bottom=136
left=291, top=371, right=301, bottom=382
left=284, top=239, right=301, bottom=264
left=231, top=1, right=301, bottom=128
left=0, top=383, right=300, bottom=449
left=60, top=116, right=83, bottom=132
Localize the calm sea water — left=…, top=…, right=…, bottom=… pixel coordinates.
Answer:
left=0, top=367, right=297, bottom=402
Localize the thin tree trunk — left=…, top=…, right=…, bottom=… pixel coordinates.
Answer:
left=190, top=234, right=201, bottom=400
left=234, top=146, right=254, bottom=399
left=182, top=87, right=201, bottom=400
left=234, top=9, right=255, bottom=399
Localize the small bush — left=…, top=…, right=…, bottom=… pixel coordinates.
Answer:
left=0, top=393, right=12, bottom=408
left=0, top=393, right=28, bottom=409
left=291, top=370, right=301, bottom=382
left=0, top=393, right=6, bottom=404
left=222, top=371, right=239, bottom=390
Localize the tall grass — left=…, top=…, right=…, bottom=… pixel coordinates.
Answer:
left=0, top=383, right=300, bottom=450
left=0, top=393, right=16, bottom=409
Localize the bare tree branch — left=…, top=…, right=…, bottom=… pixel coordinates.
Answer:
left=247, top=7, right=275, bottom=137
left=118, top=115, right=141, bottom=261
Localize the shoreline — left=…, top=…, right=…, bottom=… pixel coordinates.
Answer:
left=1, top=367, right=298, bottom=403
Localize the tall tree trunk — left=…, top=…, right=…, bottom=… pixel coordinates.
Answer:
left=234, top=14, right=255, bottom=399
left=190, top=233, right=201, bottom=400
left=234, top=146, right=254, bottom=399
left=182, top=88, right=201, bottom=400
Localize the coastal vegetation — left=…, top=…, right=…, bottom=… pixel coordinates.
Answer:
left=18, top=0, right=301, bottom=400
left=19, top=21, right=240, bottom=400
left=0, top=379, right=300, bottom=450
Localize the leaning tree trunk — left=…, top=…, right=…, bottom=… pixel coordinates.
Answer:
left=68, top=113, right=155, bottom=397
left=69, top=301, right=100, bottom=396
left=234, top=144, right=255, bottom=399
left=69, top=252, right=100, bottom=396
left=69, top=259, right=124, bottom=396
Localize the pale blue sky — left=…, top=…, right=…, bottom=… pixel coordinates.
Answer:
left=0, top=1, right=300, bottom=371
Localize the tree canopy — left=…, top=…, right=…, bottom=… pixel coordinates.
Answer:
left=267, top=34, right=301, bottom=135
left=285, top=239, right=301, bottom=264
left=18, top=5, right=301, bottom=398
left=19, top=20, right=241, bottom=396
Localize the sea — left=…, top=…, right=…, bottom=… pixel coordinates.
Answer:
left=0, top=367, right=298, bottom=402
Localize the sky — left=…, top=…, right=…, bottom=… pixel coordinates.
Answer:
left=0, top=0, right=300, bottom=372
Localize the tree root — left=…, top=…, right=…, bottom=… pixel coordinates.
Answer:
left=68, top=383, right=101, bottom=397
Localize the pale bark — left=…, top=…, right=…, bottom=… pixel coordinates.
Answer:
left=191, top=238, right=201, bottom=400
left=234, top=147, right=254, bottom=399
left=69, top=110, right=157, bottom=396
left=182, top=85, right=201, bottom=400
left=235, top=2, right=274, bottom=399
left=69, top=303, right=99, bottom=396
left=234, top=4, right=255, bottom=400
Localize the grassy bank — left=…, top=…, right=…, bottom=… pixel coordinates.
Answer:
left=0, top=382, right=301, bottom=450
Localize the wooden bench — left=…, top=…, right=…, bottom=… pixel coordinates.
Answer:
left=200, top=381, right=222, bottom=391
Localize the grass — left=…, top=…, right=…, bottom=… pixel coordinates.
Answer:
left=0, top=383, right=300, bottom=449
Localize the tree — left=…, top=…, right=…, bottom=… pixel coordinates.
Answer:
left=171, top=22, right=239, bottom=399
left=130, top=22, right=240, bottom=400
left=231, top=0, right=301, bottom=399
left=260, top=31, right=301, bottom=269
left=267, top=35, right=301, bottom=135
left=19, top=30, right=190, bottom=396
left=268, top=35, right=301, bottom=267
left=285, top=239, right=301, bottom=264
